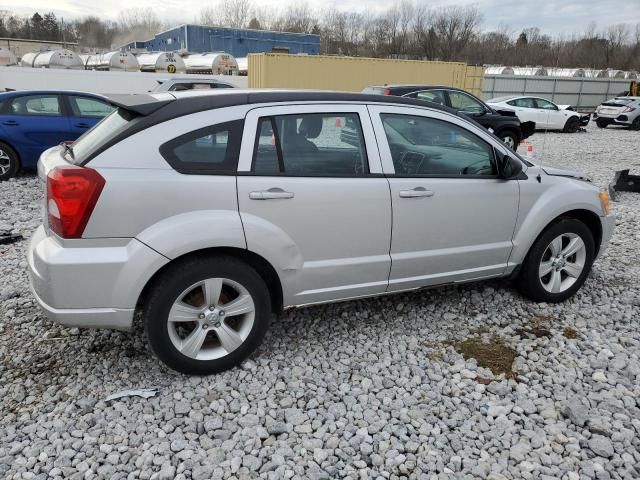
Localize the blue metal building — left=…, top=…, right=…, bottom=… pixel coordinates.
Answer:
left=122, top=25, right=320, bottom=57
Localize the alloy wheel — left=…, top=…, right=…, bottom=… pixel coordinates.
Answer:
left=538, top=233, right=586, bottom=293
left=167, top=277, right=255, bottom=360
left=0, top=149, right=11, bottom=176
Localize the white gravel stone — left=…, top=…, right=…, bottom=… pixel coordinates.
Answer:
left=1, top=126, right=639, bottom=479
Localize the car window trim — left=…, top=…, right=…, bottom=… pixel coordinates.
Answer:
left=249, top=111, right=373, bottom=178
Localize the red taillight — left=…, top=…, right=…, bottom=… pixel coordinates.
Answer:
left=47, top=166, right=105, bottom=239
left=623, top=107, right=636, bottom=113
left=383, top=88, right=391, bottom=96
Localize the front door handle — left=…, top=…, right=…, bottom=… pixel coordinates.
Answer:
left=2, top=120, right=18, bottom=126
left=249, top=188, right=295, bottom=200
left=399, top=187, right=434, bottom=198
left=75, top=123, right=90, bottom=128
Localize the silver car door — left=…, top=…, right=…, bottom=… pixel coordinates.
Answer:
left=368, top=104, right=520, bottom=292
left=236, top=104, right=392, bottom=307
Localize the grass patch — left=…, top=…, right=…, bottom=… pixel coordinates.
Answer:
left=454, top=336, right=517, bottom=379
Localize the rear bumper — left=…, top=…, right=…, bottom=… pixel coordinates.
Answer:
left=593, top=114, right=632, bottom=125
left=27, top=225, right=168, bottom=330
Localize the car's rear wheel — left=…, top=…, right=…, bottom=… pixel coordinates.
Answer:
left=563, top=116, right=580, bottom=133
left=596, top=119, right=609, bottom=129
left=630, top=117, right=640, bottom=131
left=0, top=142, right=19, bottom=181
left=498, top=131, right=519, bottom=150
left=144, top=256, right=271, bottom=374
left=516, top=219, right=595, bottom=303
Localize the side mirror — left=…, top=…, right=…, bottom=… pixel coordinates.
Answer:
left=497, top=154, right=523, bottom=179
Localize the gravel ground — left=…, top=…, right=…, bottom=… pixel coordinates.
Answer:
left=1, top=125, right=639, bottom=480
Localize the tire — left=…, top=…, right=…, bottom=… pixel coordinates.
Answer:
left=630, top=117, right=640, bottom=131
left=563, top=116, right=580, bottom=133
left=596, top=119, right=609, bottom=129
left=498, top=131, right=519, bottom=151
left=516, top=218, right=595, bottom=303
left=144, top=255, right=271, bottom=375
left=0, top=142, right=19, bottom=181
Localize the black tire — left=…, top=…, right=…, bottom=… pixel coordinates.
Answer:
left=144, top=255, right=271, bottom=375
left=596, top=119, right=609, bottom=129
left=516, top=218, right=595, bottom=303
left=563, top=116, right=580, bottom=133
left=630, top=117, right=640, bottom=131
left=498, top=131, right=519, bottom=151
left=0, top=142, right=20, bottom=181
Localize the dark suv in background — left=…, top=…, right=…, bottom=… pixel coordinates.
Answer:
left=363, top=85, right=536, bottom=150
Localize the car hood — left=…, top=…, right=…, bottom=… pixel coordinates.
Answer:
left=542, top=165, right=591, bottom=182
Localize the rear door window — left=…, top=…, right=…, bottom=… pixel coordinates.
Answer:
left=9, top=95, right=61, bottom=116
left=414, top=90, right=446, bottom=105
left=160, top=120, right=243, bottom=174
left=509, top=98, right=536, bottom=108
left=252, top=113, right=368, bottom=176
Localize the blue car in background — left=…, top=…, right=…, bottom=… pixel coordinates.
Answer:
left=0, top=90, right=114, bottom=180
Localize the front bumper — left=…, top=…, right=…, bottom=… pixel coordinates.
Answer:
left=597, top=213, right=616, bottom=259
left=27, top=225, right=168, bottom=330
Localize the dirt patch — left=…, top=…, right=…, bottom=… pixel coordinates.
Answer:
left=563, top=327, right=578, bottom=339
left=454, top=336, right=517, bottom=379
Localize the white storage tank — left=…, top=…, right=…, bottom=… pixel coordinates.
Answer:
left=625, top=71, right=638, bottom=80
left=184, top=52, right=239, bottom=75
left=85, top=51, right=139, bottom=71
left=20, top=51, right=39, bottom=67
left=137, top=52, right=186, bottom=73
left=484, top=66, right=515, bottom=75
left=29, top=49, right=84, bottom=69
left=596, top=69, right=625, bottom=79
left=236, top=57, right=248, bottom=76
left=512, top=67, right=548, bottom=76
left=0, top=48, right=17, bottom=66
left=548, top=68, right=586, bottom=78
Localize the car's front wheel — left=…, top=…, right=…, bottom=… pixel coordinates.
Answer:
left=563, top=116, right=580, bottom=133
left=144, top=255, right=271, bottom=374
left=0, top=142, right=19, bottom=181
left=516, top=218, right=595, bottom=302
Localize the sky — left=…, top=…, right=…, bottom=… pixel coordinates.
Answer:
left=1, top=0, right=639, bottom=36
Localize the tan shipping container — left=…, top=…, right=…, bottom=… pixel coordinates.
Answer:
left=248, top=53, right=484, bottom=97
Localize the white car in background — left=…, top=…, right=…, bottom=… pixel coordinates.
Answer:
left=487, top=96, right=589, bottom=132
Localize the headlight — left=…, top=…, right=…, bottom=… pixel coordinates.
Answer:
left=599, top=191, right=611, bottom=215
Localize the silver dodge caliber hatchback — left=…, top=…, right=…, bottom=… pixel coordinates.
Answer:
left=28, top=90, right=615, bottom=374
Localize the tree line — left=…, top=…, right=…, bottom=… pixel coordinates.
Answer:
left=1, top=2, right=639, bottom=71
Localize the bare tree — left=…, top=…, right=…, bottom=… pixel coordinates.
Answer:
left=432, top=5, right=482, bottom=61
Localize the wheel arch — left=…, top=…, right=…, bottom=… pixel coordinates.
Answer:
left=136, top=247, right=284, bottom=318
left=515, top=208, right=603, bottom=270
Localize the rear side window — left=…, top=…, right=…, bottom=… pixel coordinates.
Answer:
left=252, top=113, right=368, bottom=176
left=160, top=120, right=243, bottom=174
left=415, top=90, right=446, bottom=105
left=508, top=98, right=536, bottom=108
left=9, top=95, right=61, bottom=116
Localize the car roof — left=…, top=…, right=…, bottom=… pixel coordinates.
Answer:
left=369, top=84, right=468, bottom=92
left=106, top=89, right=461, bottom=117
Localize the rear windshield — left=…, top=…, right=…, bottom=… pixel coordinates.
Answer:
left=602, top=98, right=633, bottom=106
left=68, top=108, right=136, bottom=164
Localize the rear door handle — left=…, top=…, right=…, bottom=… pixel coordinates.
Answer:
left=249, top=188, right=295, bottom=200
left=2, top=120, right=18, bottom=126
left=399, top=187, right=434, bottom=198
left=75, top=123, right=90, bottom=128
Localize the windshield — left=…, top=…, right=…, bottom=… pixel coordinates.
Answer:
left=68, top=108, right=136, bottom=164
